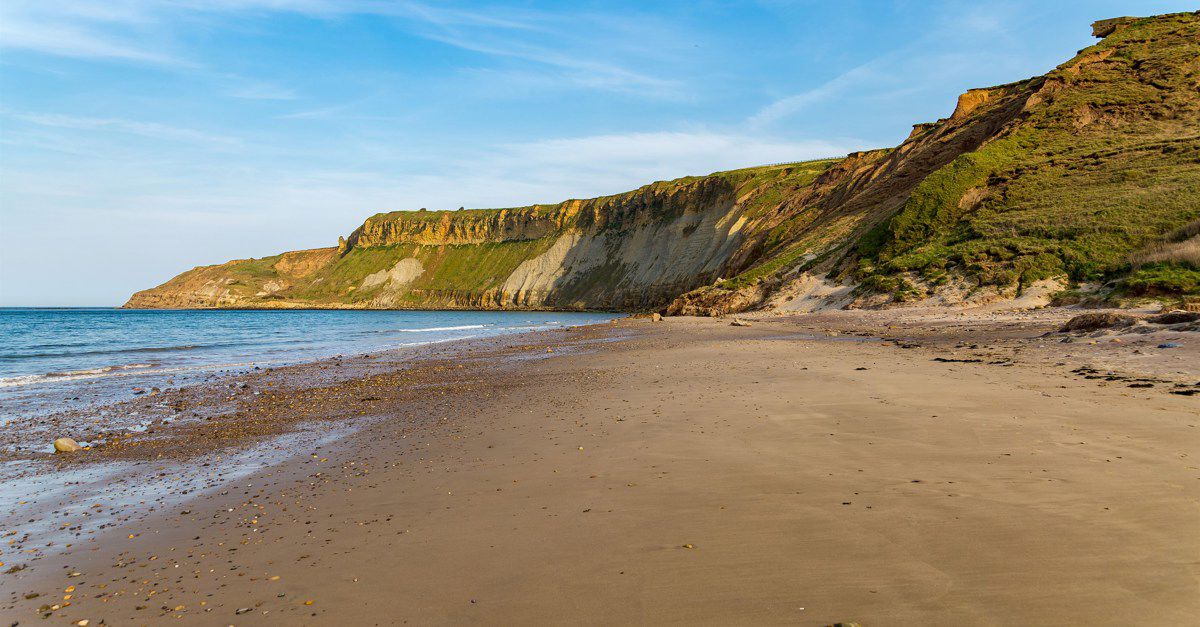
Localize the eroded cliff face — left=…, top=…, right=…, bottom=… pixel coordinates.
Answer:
left=669, top=11, right=1200, bottom=313
left=125, top=168, right=823, bottom=310
left=127, top=12, right=1200, bottom=313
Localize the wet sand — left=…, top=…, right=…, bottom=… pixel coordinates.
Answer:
left=2, top=313, right=1198, bottom=625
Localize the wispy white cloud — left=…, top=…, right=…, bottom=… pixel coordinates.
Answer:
left=275, top=104, right=352, bottom=120
left=2, top=127, right=860, bottom=231
left=0, top=1, right=187, bottom=66
left=0, top=0, right=682, bottom=97
left=482, top=131, right=851, bottom=191
left=747, top=1, right=1029, bottom=130
left=418, top=31, right=680, bottom=96
left=748, top=55, right=892, bottom=129
left=4, top=110, right=240, bottom=147
left=226, top=80, right=297, bottom=100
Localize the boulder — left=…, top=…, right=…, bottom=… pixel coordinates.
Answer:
left=651, top=313, right=663, bottom=322
left=1147, top=310, right=1200, bottom=325
left=1059, top=312, right=1135, bottom=333
left=54, top=437, right=82, bottom=453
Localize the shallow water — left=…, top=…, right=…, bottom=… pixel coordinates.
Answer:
left=0, top=308, right=615, bottom=417
left=0, top=419, right=359, bottom=561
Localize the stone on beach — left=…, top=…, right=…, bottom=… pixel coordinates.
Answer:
left=1147, top=310, right=1200, bottom=325
left=53, top=437, right=82, bottom=453
left=730, top=318, right=752, bottom=327
left=1059, top=312, right=1135, bottom=333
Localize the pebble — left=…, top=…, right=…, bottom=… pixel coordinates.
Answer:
left=54, top=437, right=83, bottom=453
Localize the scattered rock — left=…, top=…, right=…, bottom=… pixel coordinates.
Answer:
left=1060, top=312, right=1135, bottom=333
left=651, top=313, right=663, bottom=322
left=236, top=607, right=253, bottom=615
left=1158, top=343, right=1183, bottom=349
left=53, top=437, right=82, bottom=453
left=730, top=318, right=752, bottom=327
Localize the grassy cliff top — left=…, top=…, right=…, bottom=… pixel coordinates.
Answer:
left=359, top=159, right=842, bottom=225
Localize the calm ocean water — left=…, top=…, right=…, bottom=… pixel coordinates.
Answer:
left=0, top=308, right=615, bottom=416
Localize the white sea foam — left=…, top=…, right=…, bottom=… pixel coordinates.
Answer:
left=395, top=324, right=489, bottom=333
left=0, top=361, right=262, bottom=388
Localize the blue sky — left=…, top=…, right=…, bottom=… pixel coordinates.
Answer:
left=1, top=0, right=1194, bottom=306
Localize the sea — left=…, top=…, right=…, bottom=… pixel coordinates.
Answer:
left=0, top=308, right=616, bottom=418
left=0, top=308, right=617, bottom=548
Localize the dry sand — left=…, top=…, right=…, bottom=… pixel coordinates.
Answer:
left=2, top=313, right=1198, bottom=625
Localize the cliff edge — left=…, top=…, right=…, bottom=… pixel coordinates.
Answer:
left=127, top=12, right=1200, bottom=312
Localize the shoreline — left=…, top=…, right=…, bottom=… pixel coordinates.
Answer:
left=0, top=321, right=631, bottom=569
left=2, top=310, right=1198, bottom=624
left=0, top=311, right=619, bottom=456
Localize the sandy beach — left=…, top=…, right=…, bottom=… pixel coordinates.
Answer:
left=2, top=312, right=1198, bottom=625
left=5, top=6, right=1200, bottom=627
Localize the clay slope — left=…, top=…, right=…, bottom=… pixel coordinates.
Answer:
left=127, top=12, right=1200, bottom=312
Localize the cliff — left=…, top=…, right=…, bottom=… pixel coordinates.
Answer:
left=126, top=162, right=840, bottom=310
left=127, top=12, right=1200, bottom=312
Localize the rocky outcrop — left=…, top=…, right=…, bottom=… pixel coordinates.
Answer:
left=346, top=206, right=572, bottom=248
left=1092, top=16, right=1138, bottom=38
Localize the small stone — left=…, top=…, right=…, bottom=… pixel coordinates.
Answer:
left=730, top=318, right=752, bottom=327
left=54, top=438, right=82, bottom=453
left=236, top=607, right=253, bottom=614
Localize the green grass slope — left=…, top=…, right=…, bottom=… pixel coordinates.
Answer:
left=855, top=12, right=1200, bottom=301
